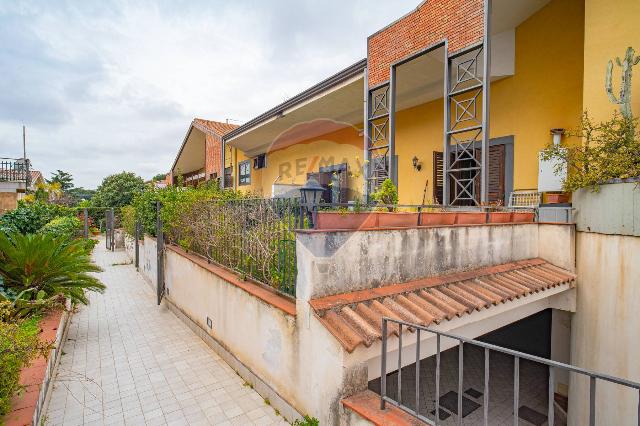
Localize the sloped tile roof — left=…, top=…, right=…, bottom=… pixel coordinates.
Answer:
left=192, top=118, right=239, bottom=136
left=309, top=258, right=576, bottom=353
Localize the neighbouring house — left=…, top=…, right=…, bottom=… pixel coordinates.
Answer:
left=147, top=0, right=640, bottom=425
left=169, top=118, right=238, bottom=187
left=0, top=158, right=43, bottom=212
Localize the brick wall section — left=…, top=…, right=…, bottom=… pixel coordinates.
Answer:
left=192, top=119, right=238, bottom=180
left=205, top=133, right=222, bottom=178
left=367, top=0, right=484, bottom=87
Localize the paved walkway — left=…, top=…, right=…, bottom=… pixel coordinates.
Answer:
left=45, top=240, right=288, bottom=426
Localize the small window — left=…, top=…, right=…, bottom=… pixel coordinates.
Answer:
left=253, top=153, right=267, bottom=169
left=239, top=160, right=251, bottom=186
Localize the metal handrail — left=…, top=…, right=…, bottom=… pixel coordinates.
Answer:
left=380, top=317, right=640, bottom=426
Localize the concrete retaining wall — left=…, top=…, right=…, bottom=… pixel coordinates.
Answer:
left=296, top=223, right=575, bottom=299
left=125, top=222, right=576, bottom=425
left=569, top=183, right=640, bottom=425
left=573, top=180, right=640, bottom=236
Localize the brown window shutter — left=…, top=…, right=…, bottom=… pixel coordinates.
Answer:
left=488, top=144, right=506, bottom=204
left=433, top=151, right=443, bottom=204
left=473, top=145, right=506, bottom=205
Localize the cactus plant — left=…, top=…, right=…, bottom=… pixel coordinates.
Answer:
left=606, top=47, right=640, bottom=119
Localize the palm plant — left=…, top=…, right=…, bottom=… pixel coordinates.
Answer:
left=0, top=233, right=105, bottom=305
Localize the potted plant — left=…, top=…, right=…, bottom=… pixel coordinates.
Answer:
left=488, top=211, right=513, bottom=223
left=315, top=210, right=379, bottom=230
left=545, top=192, right=571, bottom=204
left=456, top=211, right=487, bottom=224
left=420, top=211, right=457, bottom=226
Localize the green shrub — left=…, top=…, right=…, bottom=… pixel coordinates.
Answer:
left=0, top=317, right=50, bottom=416
left=371, top=178, right=398, bottom=211
left=0, top=233, right=105, bottom=305
left=131, top=180, right=247, bottom=237
left=541, top=111, right=640, bottom=191
left=293, top=415, right=320, bottom=426
left=38, top=216, right=82, bottom=240
left=0, top=201, right=74, bottom=235
left=121, top=205, right=135, bottom=237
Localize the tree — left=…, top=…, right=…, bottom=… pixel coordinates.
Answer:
left=67, top=187, right=96, bottom=203
left=152, top=173, right=167, bottom=182
left=91, top=172, right=145, bottom=208
left=46, top=170, right=74, bottom=192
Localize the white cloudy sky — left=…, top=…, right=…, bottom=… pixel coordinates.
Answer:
left=0, top=0, right=418, bottom=188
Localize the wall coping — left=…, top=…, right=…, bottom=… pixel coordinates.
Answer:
left=342, top=390, right=426, bottom=426
left=297, top=221, right=573, bottom=234
left=165, top=244, right=297, bottom=317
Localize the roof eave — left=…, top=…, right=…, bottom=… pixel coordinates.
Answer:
left=223, top=58, right=367, bottom=142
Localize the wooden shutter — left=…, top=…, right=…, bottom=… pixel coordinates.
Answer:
left=488, top=144, right=506, bottom=204
left=433, top=151, right=444, bottom=204
left=307, top=172, right=333, bottom=203
left=473, top=145, right=506, bottom=204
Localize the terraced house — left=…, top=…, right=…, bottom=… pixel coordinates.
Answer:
left=156, top=0, right=640, bottom=425
left=171, top=0, right=595, bottom=208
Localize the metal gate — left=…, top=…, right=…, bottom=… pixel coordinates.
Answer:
left=104, top=208, right=115, bottom=251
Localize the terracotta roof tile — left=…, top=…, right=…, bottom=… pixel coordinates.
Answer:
left=309, top=258, right=576, bottom=353
left=192, top=118, right=239, bottom=136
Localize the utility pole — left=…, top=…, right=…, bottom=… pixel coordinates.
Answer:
left=23, top=125, right=30, bottom=189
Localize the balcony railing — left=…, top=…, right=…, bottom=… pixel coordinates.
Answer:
left=380, top=317, right=640, bottom=426
left=0, top=159, right=29, bottom=183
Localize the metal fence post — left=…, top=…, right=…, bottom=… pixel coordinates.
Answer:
left=134, top=220, right=140, bottom=270
left=156, top=201, right=164, bottom=305
left=83, top=208, right=89, bottom=239
left=380, top=318, right=387, bottom=410
left=110, top=208, right=115, bottom=251
left=105, top=210, right=109, bottom=250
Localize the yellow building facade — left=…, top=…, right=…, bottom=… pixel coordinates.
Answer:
left=173, top=0, right=637, bottom=206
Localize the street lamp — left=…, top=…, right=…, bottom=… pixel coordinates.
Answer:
left=300, top=177, right=324, bottom=228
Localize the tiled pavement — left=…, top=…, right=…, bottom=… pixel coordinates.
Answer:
left=44, top=240, right=288, bottom=426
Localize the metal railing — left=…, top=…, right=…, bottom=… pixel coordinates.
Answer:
left=380, top=317, right=640, bottom=426
left=0, top=159, right=29, bottom=183
left=166, top=197, right=308, bottom=297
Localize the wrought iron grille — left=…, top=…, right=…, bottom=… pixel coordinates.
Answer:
left=380, top=317, right=640, bottom=426
left=166, top=198, right=306, bottom=297
left=367, top=84, right=391, bottom=195
left=445, top=45, right=488, bottom=206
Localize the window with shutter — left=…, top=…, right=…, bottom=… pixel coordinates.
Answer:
left=433, top=151, right=444, bottom=204
left=434, top=145, right=506, bottom=205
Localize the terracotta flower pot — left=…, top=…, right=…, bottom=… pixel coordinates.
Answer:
left=488, top=212, right=513, bottom=223
left=456, top=212, right=487, bottom=225
left=512, top=212, right=535, bottom=223
left=420, top=212, right=457, bottom=226
left=377, top=212, right=419, bottom=228
left=315, top=212, right=378, bottom=230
